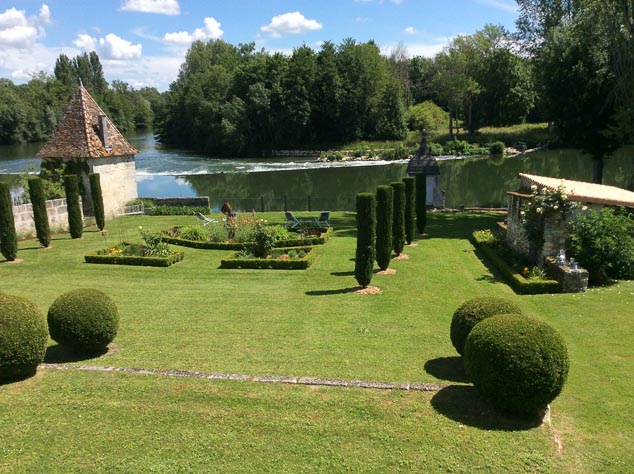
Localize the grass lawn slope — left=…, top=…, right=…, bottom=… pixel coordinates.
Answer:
left=0, top=212, right=631, bottom=472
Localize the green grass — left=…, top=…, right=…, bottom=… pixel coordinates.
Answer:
left=1, top=211, right=632, bottom=472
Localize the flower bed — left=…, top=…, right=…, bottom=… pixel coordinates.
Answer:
left=220, top=246, right=318, bottom=270
left=161, top=226, right=332, bottom=250
left=85, top=244, right=184, bottom=267
left=471, top=230, right=560, bottom=294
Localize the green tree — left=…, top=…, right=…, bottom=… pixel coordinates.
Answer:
left=28, top=178, right=51, bottom=248
left=375, top=185, right=394, bottom=271
left=403, top=177, right=416, bottom=244
left=355, top=193, right=376, bottom=288
left=415, top=174, right=427, bottom=234
left=64, top=175, right=83, bottom=239
left=390, top=182, right=406, bottom=256
left=89, top=173, right=105, bottom=231
left=0, top=182, right=18, bottom=261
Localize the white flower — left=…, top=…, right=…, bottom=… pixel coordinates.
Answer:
left=582, top=205, right=588, bottom=211
left=138, top=226, right=143, bottom=230
left=553, top=205, right=559, bottom=210
left=520, top=210, right=526, bottom=216
left=530, top=184, right=537, bottom=192
left=536, top=207, right=543, bottom=214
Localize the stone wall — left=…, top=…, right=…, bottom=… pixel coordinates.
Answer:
left=89, top=156, right=138, bottom=219
left=12, top=198, right=82, bottom=238
left=506, top=193, right=530, bottom=256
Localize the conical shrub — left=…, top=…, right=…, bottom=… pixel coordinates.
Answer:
left=355, top=193, right=376, bottom=288
left=28, top=178, right=51, bottom=247
left=390, top=181, right=405, bottom=256
left=403, top=177, right=416, bottom=244
left=0, top=182, right=18, bottom=261
left=89, top=173, right=105, bottom=231
left=64, top=175, right=83, bottom=239
left=375, top=185, right=393, bottom=271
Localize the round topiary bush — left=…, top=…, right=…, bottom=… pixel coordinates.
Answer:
left=464, top=314, right=570, bottom=418
left=450, top=297, right=522, bottom=356
left=48, top=288, right=118, bottom=355
left=0, top=294, right=48, bottom=381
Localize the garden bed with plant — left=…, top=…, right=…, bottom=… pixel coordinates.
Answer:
left=160, top=221, right=332, bottom=250
left=85, top=228, right=184, bottom=267
left=471, top=229, right=560, bottom=294
left=220, top=246, right=317, bottom=270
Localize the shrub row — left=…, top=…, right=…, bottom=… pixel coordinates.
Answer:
left=161, top=227, right=333, bottom=250
left=85, top=251, right=184, bottom=267
left=149, top=205, right=210, bottom=216
left=220, top=246, right=318, bottom=270
left=471, top=231, right=560, bottom=294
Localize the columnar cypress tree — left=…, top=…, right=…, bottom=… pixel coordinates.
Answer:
left=28, top=178, right=51, bottom=248
left=0, top=182, right=18, bottom=261
left=390, top=181, right=406, bottom=256
left=355, top=192, right=376, bottom=288
left=89, top=173, right=105, bottom=231
left=415, top=173, right=427, bottom=234
left=375, top=185, right=393, bottom=271
left=403, top=176, right=416, bottom=244
left=64, top=175, right=83, bottom=239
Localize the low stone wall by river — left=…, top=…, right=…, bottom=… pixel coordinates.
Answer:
left=12, top=198, right=81, bottom=238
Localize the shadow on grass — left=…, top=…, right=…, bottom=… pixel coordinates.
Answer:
left=424, top=356, right=469, bottom=383
left=305, top=287, right=358, bottom=296
left=44, top=344, right=109, bottom=364
left=426, top=212, right=504, bottom=239
left=330, top=270, right=355, bottom=277
left=431, top=385, right=542, bottom=431
left=0, top=368, right=38, bottom=386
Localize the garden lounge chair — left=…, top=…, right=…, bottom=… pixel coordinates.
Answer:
left=195, top=212, right=217, bottom=227
left=285, top=211, right=302, bottom=229
left=315, top=211, right=331, bottom=228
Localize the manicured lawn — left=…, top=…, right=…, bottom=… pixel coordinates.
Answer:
left=1, top=211, right=632, bottom=472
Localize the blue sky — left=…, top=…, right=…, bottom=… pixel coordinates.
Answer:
left=0, top=0, right=519, bottom=91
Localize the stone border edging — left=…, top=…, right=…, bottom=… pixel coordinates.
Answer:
left=40, top=364, right=445, bottom=392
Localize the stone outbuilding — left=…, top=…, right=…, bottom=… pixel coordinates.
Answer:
left=36, top=86, right=138, bottom=219
left=506, top=173, right=634, bottom=263
left=406, top=131, right=445, bottom=208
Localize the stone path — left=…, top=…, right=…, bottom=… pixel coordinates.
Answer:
left=40, top=363, right=445, bottom=392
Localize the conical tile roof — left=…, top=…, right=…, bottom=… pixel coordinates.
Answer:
left=36, top=86, right=138, bottom=159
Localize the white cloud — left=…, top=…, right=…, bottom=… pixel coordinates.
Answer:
left=162, top=17, right=223, bottom=46
left=74, top=32, right=142, bottom=60
left=0, top=4, right=50, bottom=49
left=380, top=39, right=451, bottom=58
left=119, top=0, right=180, bottom=15
left=477, top=0, right=518, bottom=13
left=391, top=0, right=404, bottom=4
left=405, top=27, right=416, bottom=35
left=261, top=12, right=323, bottom=38
left=355, top=17, right=369, bottom=23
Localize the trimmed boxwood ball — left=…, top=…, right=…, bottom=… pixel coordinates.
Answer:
left=450, top=297, right=522, bottom=356
left=464, top=314, right=570, bottom=418
left=48, top=288, right=118, bottom=354
left=0, top=294, right=48, bottom=380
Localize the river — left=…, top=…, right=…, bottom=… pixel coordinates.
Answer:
left=0, top=131, right=632, bottom=211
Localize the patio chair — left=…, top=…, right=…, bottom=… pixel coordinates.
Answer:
left=285, top=211, right=302, bottom=229
left=315, top=211, right=331, bottom=228
left=195, top=212, right=218, bottom=227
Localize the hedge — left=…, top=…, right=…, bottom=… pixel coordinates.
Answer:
left=220, top=246, right=318, bottom=270
left=390, top=181, right=406, bottom=256
left=28, top=178, right=51, bottom=247
left=375, top=185, right=393, bottom=271
left=355, top=192, right=376, bottom=287
left=85, top=251, right=184, bottom=267
left=89, top=173, right=105, bottom=231
left=160, top=227, right=333, bottom=250
left=0, top=181, right=18, bottom=261
left=471, top=231, right=560, bottom=294
left=415, top=173, right=427, bottom=234
left=64, top=174, right=83, bottom=239
left=402, top=177, right=416, bottom=244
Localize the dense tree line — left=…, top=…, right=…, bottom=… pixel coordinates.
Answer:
left=0, top=52, right=163, bottom=146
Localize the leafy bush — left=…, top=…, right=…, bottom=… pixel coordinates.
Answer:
left=567, top=208, right=634, bottom=283
left=47, top=288, right=119, bottom=354
left=390, top=181, right=406, bottom=256
left=221, top=246, right=317, bottom=269
left=402, top=177, right=416, bottom=244
left=0, top=294, right=48, bottom=380
left=179, top=225, right=209, bottom=242
left=0, top=182, right=18, bottom=261
left=415, top=173, right=427, bottom=234
left=252, top=225, right=276, bottom=258
left=63, top=174, right=83, bottom=239
left=355, top=193, right=376, bottom=287
left=89, top=173, right=105, bottom=231
left=375, top=185, right=394, bottom=271
left=464, top=314, right=570, bottom=419
left=28, top=178, right=51, bottom=247
left=428, top=142, right=444, bottom=156
left=489, top=141, right=506, bottom=155
left=150, top=205, right=210, bottom=216
left=450, top=297, right=523, bottom=356
left=406, top=101, right=449, bottom=133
